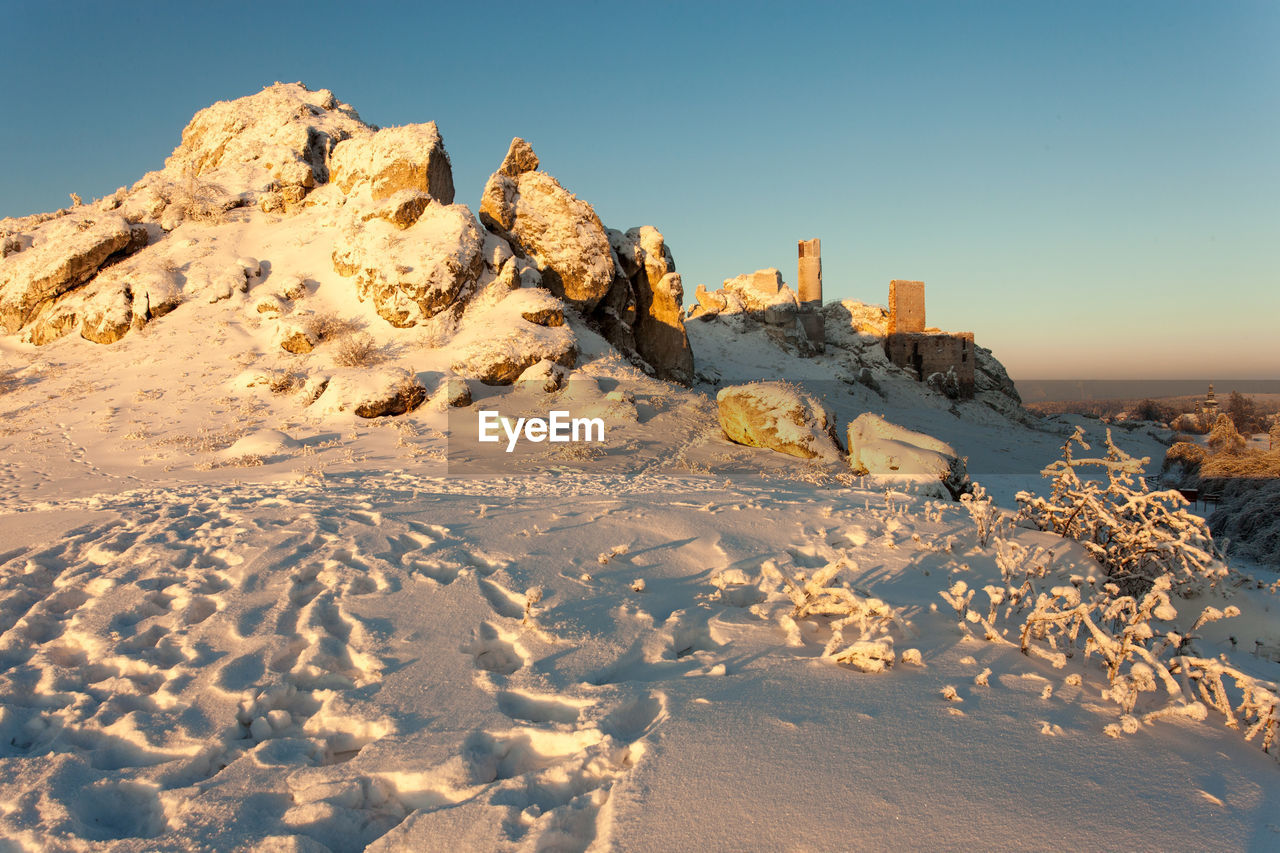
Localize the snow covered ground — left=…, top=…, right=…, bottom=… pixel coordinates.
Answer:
left=1, top=326, right=1278, bottom=851
left=1, top=84, right=1276, bottom=852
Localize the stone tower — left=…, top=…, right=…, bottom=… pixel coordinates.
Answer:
left=796, top=238, right=824, bottom=351
left=887, top=280, right=926, bottom=333
left=797, top=239, right=822, bottom=308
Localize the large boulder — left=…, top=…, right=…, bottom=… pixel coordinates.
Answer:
left=163, top=82, right=371, bottom=205
left=78, top=279, right=134, bottom=344
left=846, top=413, right=968, bottom=497
left=329, top=123, right=454, bottom=204
left=479, top=138, right=615, bottom=312
left=717, top=382, right=843, bottom=462
left=332, top=202, right=485, bottom=327
left=607, top=227, right=694, bottom=385
left=0, top=213, right=135, bottom=333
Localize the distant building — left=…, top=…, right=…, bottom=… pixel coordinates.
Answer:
left=1203, top=383, right=1218, bottom=416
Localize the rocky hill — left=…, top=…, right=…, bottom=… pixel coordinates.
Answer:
left=0, top=82, right=1033, bottom=494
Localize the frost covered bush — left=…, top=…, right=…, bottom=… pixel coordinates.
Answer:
left=304, top=311, right=363, bottom=342
left=960, top=482, right=1006, bottom=548
left=1208, top=413, right=1246, bottom=455
left=1209, top=479, right=1280, bottom=566
left=1016, top=427, right=1227, bottom=596
left=332, top=332, right=385, bottom=368
left=926, top=366, right=961, bottom=400
left=943, top=542, right=1278, bottom=757
left=161, top=167, right=232, bottom=227
left=762, top=557, right=901, bottom=672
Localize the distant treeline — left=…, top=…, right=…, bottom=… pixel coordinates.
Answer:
left=1029, top=392, right=1280, bottom=434
left=1015, top=379, right=1280, bottom=403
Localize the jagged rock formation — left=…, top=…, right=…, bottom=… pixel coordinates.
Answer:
left=162, top=83, right=370, bottom=213
left=1, top=83, right=370, bottom=344
left=478, top=137, right=694, bottom=384
left=0, top=214, right=141, bottom=334
left=608, top=227, right=694, bottom=385
left=1, top=87, right=697, bottom=401
left=479, top=138, right=616, bottom=312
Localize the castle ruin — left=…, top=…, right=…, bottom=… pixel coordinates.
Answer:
left=884, top=280, right=975, bottom=398
left=795, top=239, right=824, bottom=350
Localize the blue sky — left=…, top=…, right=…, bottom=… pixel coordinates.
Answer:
left=2, top=1, right=1276, bottom=380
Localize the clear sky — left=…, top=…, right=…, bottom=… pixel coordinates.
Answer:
left=2, top=1, right=1276, bottom=380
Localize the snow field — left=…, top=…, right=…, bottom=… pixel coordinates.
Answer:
left=0, top=469, right=1276, bottom=850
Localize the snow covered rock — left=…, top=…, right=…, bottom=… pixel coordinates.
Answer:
left=77, top=278, right=134, bottom=344
left=162, top=82, right=370, bottom=207
left=717, top=381, right=843, bottom=462
left=450, top=290, right=577, bottom=385
left=22, top=298, right=81, bottom=345
left=452, top=324, right=577, bottom=386
left=219, top=429, right=300, bottom=463
left=479, top=138, right=615, bottom=312
left=722, top=269, right=785, bottom=311
left=846, top=413, right=968, bottom=497
left=314, top=368, right=428, bottom=418
left=331, top=202, right=485, bottom=327
left=607, top=226, right=694, bottom=385
left=329, top=123, right=455, bottom=204
left=0, top=213, right=136, bottom=333
left=514, top=358, right=568, bottom=393
left=278, top=323, right=317, bottom=354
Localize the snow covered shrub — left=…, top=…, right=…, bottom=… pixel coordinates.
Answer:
left=161, top=167, right=231, bottom=227
left=332, top=332, right=385, bottom=367
left=762, top=557, right=901, bottom=672
left=1208, top=479, right=1280, bottom=566
left=1016, top=427, right=1227, bottom=596
left=303, top=312, right=363, bottom=342
left=1208, top=413, right=1246, bottom=455
left=926, top=366, right=961, bottom=400
left=1160, top=441, right=1207, bottom=487
left=945, top=543, right=1279, bottom=758
left=268, top=371, right=305, bottom=394
left=960, top=482, right=1006, bottom=548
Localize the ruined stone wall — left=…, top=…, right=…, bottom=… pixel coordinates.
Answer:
left=886, top=331, right=976, bottom=398
left=888, top=279, right=925, bottom=333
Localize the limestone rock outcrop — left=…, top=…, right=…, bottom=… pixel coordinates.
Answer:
left=717, top=382, right=843, bottom=462
left=607, top=227, right=694, bottom=385
left=332, top=202, right=485, bottom=327
left=0, top=214, right=136, bottom=333
left=479, top=138, right=616, bottom=312
left=329, top=123, right=454, bottom=204
left=78, top=279, right=134, bottom=344
left=164, top=82, right=371, bottom=206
